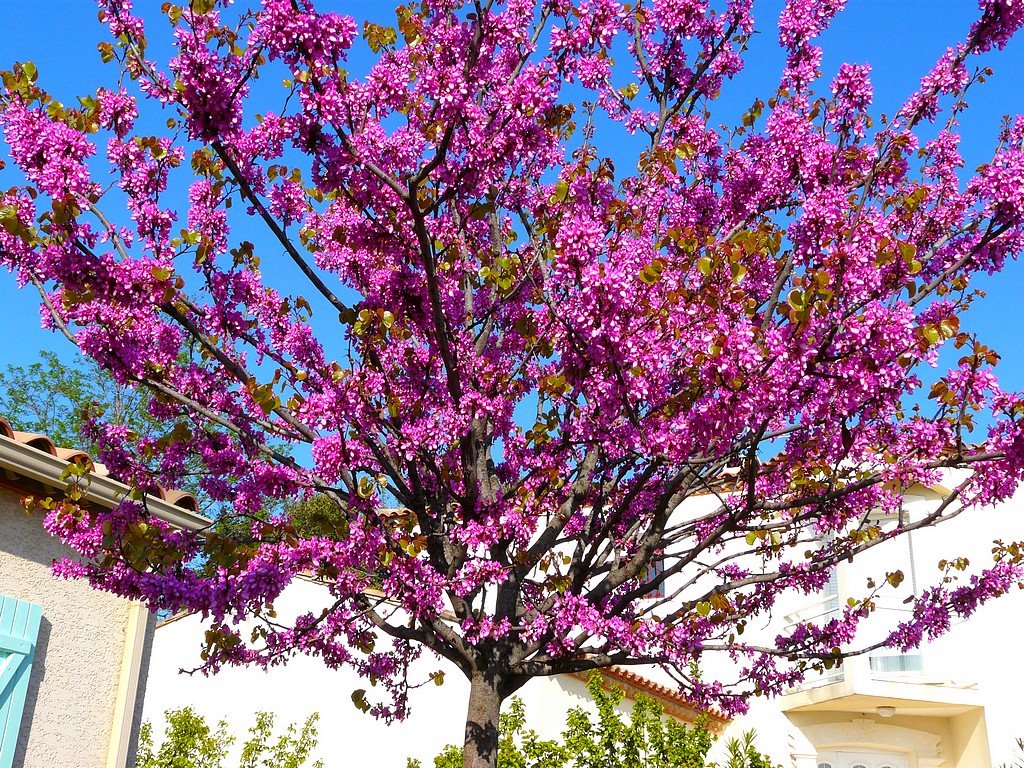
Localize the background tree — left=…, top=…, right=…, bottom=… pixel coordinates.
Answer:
left=3, top=2, right=1024, bottom=768
left=0, top=350, right=347, bottom=534
left=0, top=350, right=159, bottom=450
left=137, top=708, right=323, bottom=768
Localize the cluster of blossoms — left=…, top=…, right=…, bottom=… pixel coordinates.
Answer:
left=828, top=63, right=872, bottom=138
left=972, top=0, right=1024, bottom=51
left=1, top=100, right=97, bottom=200
left=3, top=2, right=1024, bottom=760
left=255, top=0, right=358, bottom=70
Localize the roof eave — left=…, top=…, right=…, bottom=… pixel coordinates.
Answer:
left=0, top=433, right=210, bottom=531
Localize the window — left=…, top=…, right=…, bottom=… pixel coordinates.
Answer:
left=0, top=595, right=43, bottom=768
left=870, top=653, right=923, bottom=673
left=642, top=551, right=665, bottom=598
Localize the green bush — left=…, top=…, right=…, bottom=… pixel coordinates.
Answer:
left=717, top=731, right=778, bottom=768
left=136, top=708, right=323, bottom=768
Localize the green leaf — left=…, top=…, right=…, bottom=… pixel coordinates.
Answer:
left=675, top=142, right=696, bottom=160
left=351, top=689, right=371, bottom=713
left=639, top=258, right=666, bottom=285
left=363, top=21, right=398, bottom=52
left=618, top=82, right=640, bottom=101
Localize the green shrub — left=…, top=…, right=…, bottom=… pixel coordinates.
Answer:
left=136, top=708, right=323, bottom=768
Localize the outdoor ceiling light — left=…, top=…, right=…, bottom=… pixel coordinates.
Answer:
left=876, top=706, right=896, bottom=718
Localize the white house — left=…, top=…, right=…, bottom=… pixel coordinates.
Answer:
left=146, top=577, right=733, bottom=766
left=141, top=474, right=1024, bottom=768
left=763, top=477, right=1024, bottom=768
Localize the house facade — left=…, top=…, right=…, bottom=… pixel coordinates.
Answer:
left=755, top=475, right=1023, bottom=768
left=141, top=475, right=1024, bottom=768
left=0, top=417, right=204, bottom=768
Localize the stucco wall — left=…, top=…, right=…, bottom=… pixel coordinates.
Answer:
left=0, top=485, right=147, bottom=768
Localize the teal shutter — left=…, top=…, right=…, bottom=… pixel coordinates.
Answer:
left=0, top=596, right=42, bottom=768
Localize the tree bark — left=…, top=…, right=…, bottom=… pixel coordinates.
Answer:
left=463, top=672, right=505, bottom=768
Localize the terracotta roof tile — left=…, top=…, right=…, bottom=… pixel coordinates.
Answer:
left=163, top=488, right=200, bottom=513
left=54, top=446, right=93, bottom=465
left=0, top=415, right=200, bottom=515
left=571, top=666, right=731, bottom=732
left=12, top=430, right=58, bottom=456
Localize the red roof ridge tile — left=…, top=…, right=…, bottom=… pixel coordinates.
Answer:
left=12, top=430, right=58, bottom=456
left=570, top=666, right=731, bottom=732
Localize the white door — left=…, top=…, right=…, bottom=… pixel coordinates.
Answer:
left=816, top=751, right=908, bottom=768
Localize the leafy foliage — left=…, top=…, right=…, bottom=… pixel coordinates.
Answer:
left=717, top=731, right=778, bottom=768
left=0, top=350, right=157, bottom=450
left=136, top=708, right=323, bottom=768
left=197, top=493, right=349, bottom=576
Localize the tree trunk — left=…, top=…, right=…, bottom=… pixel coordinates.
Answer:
left=463, top=672, right=504, bottom=768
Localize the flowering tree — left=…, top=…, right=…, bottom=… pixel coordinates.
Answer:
left=3, top=1, right=1024, bottom=766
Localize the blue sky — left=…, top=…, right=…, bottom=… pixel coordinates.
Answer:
left=1, top=0, right=1023, bottom=391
